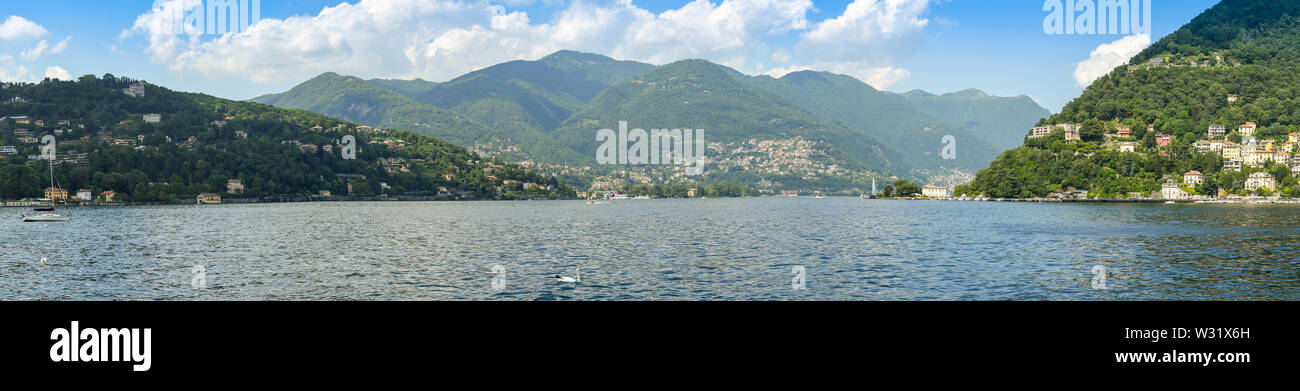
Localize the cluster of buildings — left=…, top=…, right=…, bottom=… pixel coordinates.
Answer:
left=1194, top=122, right=1299, bottom=173
left=1029, top=123, right=1081, bottom=141
left=1127, top=52, right=1234, bottom=73
left=33, top=187, right=119, bottom=203
left=714, top=137, right=855, bottom=182
left=1160, top=168, right=1278, bottom=200
left=122, top=82, right=146, bottom=98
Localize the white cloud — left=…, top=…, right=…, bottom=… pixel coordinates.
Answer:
left=798, top=0, right=929, bottom=64
left=857, top=66, right=910, bottom=90
left=21, top=36, right=71, bottom=60
left=122, top=0, right=929, bottom=89
left=43, top=65, right=73, bottom=81
left=0, top=15, right=48, bottom=41
left=763, top=65, right=812, bottom=78
left=791, top=0, right=931, bottom=88
left=0, top=55, right=33, bottom=82
left=1073, top=33, right=1150, bottom=88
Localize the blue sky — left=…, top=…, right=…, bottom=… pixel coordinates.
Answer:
left=0, top=0, right=1220, bottom=113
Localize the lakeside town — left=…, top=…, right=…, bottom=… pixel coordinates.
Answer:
left=939, top=114, right=1300, bottom=204
left=2, top=80, right=572, bottom=205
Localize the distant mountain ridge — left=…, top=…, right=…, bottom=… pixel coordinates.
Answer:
left=254, top=50, right=1048, bottom=190
left=747, top=71, right=1011, bottom=176
left=893, top=88, right=1050, bottom=151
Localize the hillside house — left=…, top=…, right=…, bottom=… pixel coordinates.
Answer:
left=1155, top=134, right=1172, bottom=146
left=1239, top=122, right=1257, bottom=137
left=922, top=185, right=950, bottom=198
left=1161, top=181, right=1187, bottom=200
left=1245, top=172, right=1276, bottom=191
left=197, top=193, right=222, bottom=204
left=1207, top=124, right=1226, bottom=138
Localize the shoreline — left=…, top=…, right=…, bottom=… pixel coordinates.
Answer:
left=920, top=197, right=1300, bottom=205
left=6, top=194, right=1298, bottom=207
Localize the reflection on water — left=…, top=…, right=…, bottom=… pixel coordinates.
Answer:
left=1, top=198, right=1297, bottom=300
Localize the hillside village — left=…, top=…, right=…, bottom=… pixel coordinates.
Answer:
left=1, top=79, right=569, bottom=204
left=477, top=135, right=880, bottom=195
left=1017, top=113, right=1299, bottom=201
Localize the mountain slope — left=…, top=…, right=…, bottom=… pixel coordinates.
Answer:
left=550, top=60, right=906, bottom=189
left=366, top=78, right=439, bottom=100
left=894, top=88, right=1050, bottom=151
left=417, top=50, right=654, bottom=109
left=254, top=51, right=1047, bottom=190
left=406, top=51, right=655, bottom=147
left=746, top=71, right=1002, bottom=176
left=964, top=0, right=1300, bottom=199
left=0, top=75, right=572, bottom=201
left=250, top=72, right=588, bottom=164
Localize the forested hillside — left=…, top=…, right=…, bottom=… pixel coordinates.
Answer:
left=964, top=0, right=1300, bottom=199
left=1, top=75, right=573, bottom=202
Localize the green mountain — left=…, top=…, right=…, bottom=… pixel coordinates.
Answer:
left=964, top=0, right=1300, bottom=199
left=251, top=52, right=657, bottom=166
left=1, top=74, right=573, bottom=202
left=250, top=72, right=587, bottom=164
left=254, top=50, right=1048, bottom=190
left=550, top=60, right=904, bottom=190
left=404, top=51, right=654, bottom=161
left=414, top=50, right=654, bottom=110
left=894, top=88, right=1050, bottom=151
left=746, top=71, right=1002, bottom=175
left=366, top=78, right=439, bottom=100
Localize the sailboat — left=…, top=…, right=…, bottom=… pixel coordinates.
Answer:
left=22, top=154, right=69, bottom=222
left=863, top=179, right=878, bottom=199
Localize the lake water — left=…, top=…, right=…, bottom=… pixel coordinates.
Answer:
left=2, top=198, right=1297, bottom=300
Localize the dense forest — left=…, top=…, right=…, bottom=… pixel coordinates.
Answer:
left=963, top=0, right=1300, bottom=199
left=0, top=75, right=574, bottom=202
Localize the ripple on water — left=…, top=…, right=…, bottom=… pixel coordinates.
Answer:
left=1, top=199, right=1298, bottom=300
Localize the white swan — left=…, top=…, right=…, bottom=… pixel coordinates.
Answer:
left=554, top=268, right=581, bottom=283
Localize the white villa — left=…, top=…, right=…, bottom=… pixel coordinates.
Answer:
left=1161, top=181, right=1187, bottom=199
left=226, top=179, right=245, bottom=194
left=1224, top=160, right=1243, bottom=172
left=922, top=185, right=950, bottom=198
left=1183, top=171, right=1203, bottom=186
left=1245, top=172, right=1276, bottom=192
left=1208, top=124, right=1226, bottom=138
left=1029, top=123, right=1081, bottom=139
left=1239, top=122, right=1257, bottom=137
